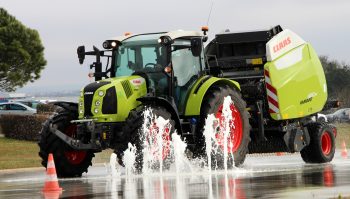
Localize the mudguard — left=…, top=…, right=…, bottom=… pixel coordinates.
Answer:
left=137, top=96, right=182, bottom=134
left=184, top=75, right=241, bottom=116
left=52, top=101, right=78, bottom=114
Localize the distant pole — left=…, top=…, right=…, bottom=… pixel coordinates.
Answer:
left=207, top=1, right=214, bottom=26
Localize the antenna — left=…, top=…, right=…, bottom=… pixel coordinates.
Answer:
left=206, top=1, right=214, bottom=26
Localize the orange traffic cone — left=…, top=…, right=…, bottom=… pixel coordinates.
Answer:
left=341, top=140, right=348, bottom=159
left=43, top=191, right=61, bottom=199
left=43, top=154, right=62, bottom=192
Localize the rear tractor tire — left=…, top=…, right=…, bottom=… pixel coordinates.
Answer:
left=197, top=85, right=251, bottom=168
left=38, top=109, right=95, bottom=178
left=117, top=106, right=175, bottom=172
left=300, top=122, right=336, bottom=163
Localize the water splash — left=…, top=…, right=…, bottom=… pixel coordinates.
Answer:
left=203, top=114, right=216, bottom=172
left=115, top=96, right=237, bottom=176
left=141, top=108, right=172, bottom=174
left=109, top=153, right=120, bottom=177
left=203, top=96, right=235, bottom=172
left=123, top=143, right=136, bottom=176
left=172, top=133, right=192, bottom=173
left=222, top=96, right=234, bottom=172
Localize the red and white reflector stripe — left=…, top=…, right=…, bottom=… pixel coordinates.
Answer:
left=265, top=70, right=280, bottom=114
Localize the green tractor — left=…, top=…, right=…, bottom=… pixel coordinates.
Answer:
left=38, top=26, right=336, bottom=177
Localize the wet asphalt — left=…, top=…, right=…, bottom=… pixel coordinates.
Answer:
left=0, top=151, right=350, bottom=199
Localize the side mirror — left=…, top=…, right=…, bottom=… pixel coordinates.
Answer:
left=77, top=46, right=85, bottom=64
left=191, top=38, right=202, bottom=57
left=158, top=36, right=173, bottom=46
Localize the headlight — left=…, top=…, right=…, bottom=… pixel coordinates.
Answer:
left=95, top=100, right=101, bottom=106
left=94, top=108, right=99, bottom=113
left=98, top=90, right=104, bottom=97
left=79, top=110, right=83, bottom=114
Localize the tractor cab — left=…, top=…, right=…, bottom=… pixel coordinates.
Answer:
left=105, top=31, right=206, bottom=111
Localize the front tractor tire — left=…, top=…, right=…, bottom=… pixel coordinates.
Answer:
left=117, top=106, right=175, bottom=172
left=300, top=122, right=336, bottom=163
left=38, top=109, right=94, bottom=178
left=198, top=85, right=251, bottom=168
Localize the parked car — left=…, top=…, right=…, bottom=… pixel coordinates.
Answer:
left=317, top=113, right=328, bottom=123
left=13, top=99, right=42, bottom=109
left=0, top=102, right=37, bottom=115
left=327, top=108, right=350, bottom=123
left=311, top=113, right=328, bottom=123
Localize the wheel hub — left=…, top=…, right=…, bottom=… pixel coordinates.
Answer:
left=215, top=103, right=243, bottom=153
left=321, top=131, right=332, bottom=156
left=64, top=125, right=87, bottom=165
left=147, top=121, right=171, bottom=161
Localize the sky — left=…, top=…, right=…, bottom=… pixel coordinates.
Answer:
left=1, top=0, right=350, bottom=93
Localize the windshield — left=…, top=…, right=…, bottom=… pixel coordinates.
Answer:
left=115, top=33, right=168, bottom=77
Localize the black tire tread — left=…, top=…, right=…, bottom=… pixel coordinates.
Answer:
left=116, top=106, right=175, bottom=172
left=198, top=85, right=251, bottom=167
left=300, top=122, right=335, bottom=163
left=38, top=109, right=95, bottom=178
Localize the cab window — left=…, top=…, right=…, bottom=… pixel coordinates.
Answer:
left=172, top=39, right=201, bottom=86
left=0, top=104, right=6, bottom=110
left=10, top=104, right=26, bottom=111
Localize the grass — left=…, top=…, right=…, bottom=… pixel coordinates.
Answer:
left=335, top=122, right=350, bottom=148
left=0, top=138, right=41, bottom=170
left=0, top=137, right=113, bottom=170
left=0, top=123, right=348, bottom=170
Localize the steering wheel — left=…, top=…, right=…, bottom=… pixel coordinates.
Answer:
left=145, top=63, right=157, bottom=68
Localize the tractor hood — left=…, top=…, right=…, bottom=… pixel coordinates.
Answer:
left=78, top=76, right=147, bottom=122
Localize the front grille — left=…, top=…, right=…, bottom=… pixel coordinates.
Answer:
left=121, top=80, right=133, bottom=98
left=102, top=87, right=117, bottom=114
left=84, top=93, right=94, bottom=116
left=83, top=81, right=110, bottom=117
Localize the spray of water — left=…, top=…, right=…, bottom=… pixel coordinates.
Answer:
left=109, top=153, right=119, bottom=177
left=141, top=108, right=152, bottom=174
left=141, top=108, right=172, bottom=173
left=222, top=96, right=234, bottom=171
left=123, top=143, right=136, bottom=176
left=203, top=114, right=216, bottom=172
left=203, top=96, right=235, bottom=172
left=172, top=133, right=192, bottom=174
left=111, top=96, right=237, bottom=176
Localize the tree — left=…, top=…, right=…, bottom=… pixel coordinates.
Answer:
left=320, top=56, right=350, bottom=107
left=0, top=8, right=46, bottom=92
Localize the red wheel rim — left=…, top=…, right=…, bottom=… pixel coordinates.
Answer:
left=147, top=121, right=171, bottom=161
left=321, top=131, right=332, bottom=156
left=215, top=103, right=243, bottom=153
left=64, top=125, right=87, bottom=165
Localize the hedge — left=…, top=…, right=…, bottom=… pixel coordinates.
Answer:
left=0, top=114, right=50, bottom=141
left=36, top=103, right=57, bottom=114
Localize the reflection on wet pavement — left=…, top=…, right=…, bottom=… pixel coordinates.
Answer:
left=1, top=152, right=350, bottom=199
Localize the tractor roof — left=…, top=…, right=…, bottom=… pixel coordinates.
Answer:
left=110, top=30, right=203, bottom=43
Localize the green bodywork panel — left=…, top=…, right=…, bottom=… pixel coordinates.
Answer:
left=264, top=43, right=327, bottom=120
left=184, top=75, right=241, bottom=116
left=78, top=76, right=147, bottom=122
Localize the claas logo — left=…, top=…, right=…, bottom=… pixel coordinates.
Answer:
left=273, top=37, right=291, bottom=53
